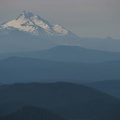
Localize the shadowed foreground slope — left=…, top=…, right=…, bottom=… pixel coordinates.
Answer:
left=0, top=105, right=66, bottom=120
left=84, top=80, right=120, bottom=98
left=0, top=82, right=120, bottom=120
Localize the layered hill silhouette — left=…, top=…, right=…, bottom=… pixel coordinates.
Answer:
left=1, top=46, right=120, bottom=63
left=84, top=80, right=120, bottom=98
left=0, top=57, right=120, bottom=83
left=1, top=11, right=120, bottom=120
left=0, top=82, right=120, bottom=120
left=0, top=11, right=120, bottom=53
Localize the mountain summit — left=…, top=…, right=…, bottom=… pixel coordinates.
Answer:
left=1, top=11, right=120, bottom=53
left=0, top=11, right=81, bottom=53
left=0, top=11, right=69, bottom=36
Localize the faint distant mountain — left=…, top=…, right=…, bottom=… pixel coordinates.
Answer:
left=0, top=82, right=120, bottom=120
left=0, top=11, right=80, bottom=53
left=76, top=37, right=120, bottom=52
left=0, top=105, right=66, bottom=120
left=1, top=45, right=120, bottom=63
left=1, top=11, right=120, bottom=53
left=84, top=80, right=120, bottom=98
left=1, top=57, right=120, bottom=83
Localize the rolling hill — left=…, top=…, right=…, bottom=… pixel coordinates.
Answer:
left=0, top=57, right=120, bottom=83
left=1, top=11, right=120, bottom=54
left=84, top=80, right=120, bottom=98
left=1, top=46, right=120, bottom=63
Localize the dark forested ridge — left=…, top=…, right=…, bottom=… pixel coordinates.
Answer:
left=0, top=82, right=120, bottom=120
left=84, top=80, right=120, bottom=98
left=0, top=105, right=66, bottom=120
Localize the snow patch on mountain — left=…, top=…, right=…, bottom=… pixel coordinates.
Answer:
left=53, top=25, right=68, bottom=35
left=31, top=16, right=50, bottom=31
left=2, top=18, right=37, bottom=34
left=0, top=11, right=69, bottom=36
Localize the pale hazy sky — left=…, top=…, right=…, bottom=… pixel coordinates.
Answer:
left=0, top=0, right=120, bottom=38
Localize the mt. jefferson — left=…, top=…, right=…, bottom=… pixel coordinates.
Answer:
left=1, top=11, right=120, bottom=53
left=0, top=11, right=68, bottom=36
left=0, top=11, right=80, bottom=53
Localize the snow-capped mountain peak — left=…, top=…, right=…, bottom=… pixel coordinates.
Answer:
left=16, top=11, right=34, bottom=20
left=0, top=11, right=69, bottom=36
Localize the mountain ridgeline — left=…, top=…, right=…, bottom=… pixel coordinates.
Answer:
left=0, top=106, right=66, bottom=120
left=0, top=11, right=120, bottom=120
left=0, top=11, right=120, bottom=53
left=0, top=11, right=79, bottom=53
left=1, top=45, right=120, bottom=63
left=84, top=80, right=120, bottom=98
left=1, top=56, right=120, bottom=83
left=0, top=82, right=120, bottom=120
